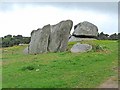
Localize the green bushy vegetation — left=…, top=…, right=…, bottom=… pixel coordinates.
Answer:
left=2, top=40, right=118, bottom=88
left=1, top=35, right=30, bottom=47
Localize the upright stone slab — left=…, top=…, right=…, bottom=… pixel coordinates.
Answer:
left=48, top=20, right=73, bottom=52
left=28, top=25, right=51, bottom=54
left=25, top=20, right=73, bottom=54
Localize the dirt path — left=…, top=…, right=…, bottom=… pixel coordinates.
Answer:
left=98, top=76, right=118, bottom=88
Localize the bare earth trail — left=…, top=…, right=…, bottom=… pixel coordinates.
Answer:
left=98, top=63, right=119, bottom=88
left=98, top=76, right=118, bottom=88
left=75, top=66, right=118, bottom=88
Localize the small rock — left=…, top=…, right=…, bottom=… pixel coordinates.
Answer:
left=23, top=46, right=29, bottom=54
left=71, top=43, right=92, bottom=53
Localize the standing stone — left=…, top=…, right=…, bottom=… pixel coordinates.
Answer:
left=28, top=25, right=51, bottom=54
left=25, top=20, right=73, bottom=54
left=48, top=20, right=73, bottom=52
left=71, top=43, right=92, bottom=53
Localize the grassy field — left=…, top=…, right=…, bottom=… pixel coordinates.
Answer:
left=2, top=40, right=118, bottom=88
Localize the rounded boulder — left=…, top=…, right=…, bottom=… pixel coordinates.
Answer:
left=71, top=43, right=92, bottom=53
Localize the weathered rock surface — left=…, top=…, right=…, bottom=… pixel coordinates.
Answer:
left=25, top=20, right=73, bottom=54
left=73, top=21, right=98, bottom=36
left=69, top=36, right=96, bottom=42
left=69, top=21, right=98, bottom=42
left=29, top=25, right=51, bottom=54
left=48, top=20, right=73, bottom=52
left=70, top=43, right=92, bottom=53
left=23, top=46, right=29, bottom=54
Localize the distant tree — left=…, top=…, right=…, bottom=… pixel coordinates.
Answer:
left=22, top=37, right=31, bottom=44
left=13, top=35, right=22, bottom=39
left=4, top=34, right=12, bottom=38
left=2, top=34, right=30, bottom=47
left=97, top=32, right=109, bottom=40
left=109, top=33, right=118, bottom=40
left=2, top=35, right=13, bottom=47
left=0, top=37, right=2, bottom=48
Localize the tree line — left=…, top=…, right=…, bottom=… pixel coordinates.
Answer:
left=0, top=32, right=119, bottom=47
left=97, top=32, right=119, bottom=40
left=1, top=35, right=30, bottom=47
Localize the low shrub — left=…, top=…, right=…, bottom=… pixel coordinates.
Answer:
left=21, top=65, right=35, bottom=71
left=92, top=44, right=104, bottom=52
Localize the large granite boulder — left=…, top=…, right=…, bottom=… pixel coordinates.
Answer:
left=71, top=43, right=92, bottom=53
left=69, top=21, right=98, bottom=42
left=25, top=20, right=73, bottom=54
left=73, top=21, right=98, bottom=36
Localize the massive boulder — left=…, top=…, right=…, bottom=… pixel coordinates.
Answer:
left=48, top=20, right=73, bottom=52
left=73, top=21, right=98, bottom=36
left=69, top=21, right=98, bottom=42
left=29, top=25, right=51, bottom=54
left=70, top=43, right=92, bottom=53
left=25, top=20, right=73, bottom=54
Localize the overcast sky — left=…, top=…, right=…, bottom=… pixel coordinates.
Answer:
left=0, top=2, right=118, bottom=37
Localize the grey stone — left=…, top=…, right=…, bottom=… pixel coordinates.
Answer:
left=48, top=20, right=73, bottom=52
left=29, top=24, right=51, bottom=54
left=71, top=43, right=92, bottom=53
left=69, top=36, right=96, bottom=42
left=25, top=20, right=73, bottom=54
left=73, top=21, right=98, bottom=36
left=23, top=46, right=29, bottom=54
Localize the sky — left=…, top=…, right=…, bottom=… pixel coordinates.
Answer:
left=0, top=2, right=118, bottom=37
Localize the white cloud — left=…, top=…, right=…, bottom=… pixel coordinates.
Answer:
left=0, top=5, right=118, bottom=37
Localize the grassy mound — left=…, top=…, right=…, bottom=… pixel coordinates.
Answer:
left=2, top=40, right=118, bottom=88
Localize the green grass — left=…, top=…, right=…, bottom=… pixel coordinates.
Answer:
left=2, top=40, right=118, bottom=88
